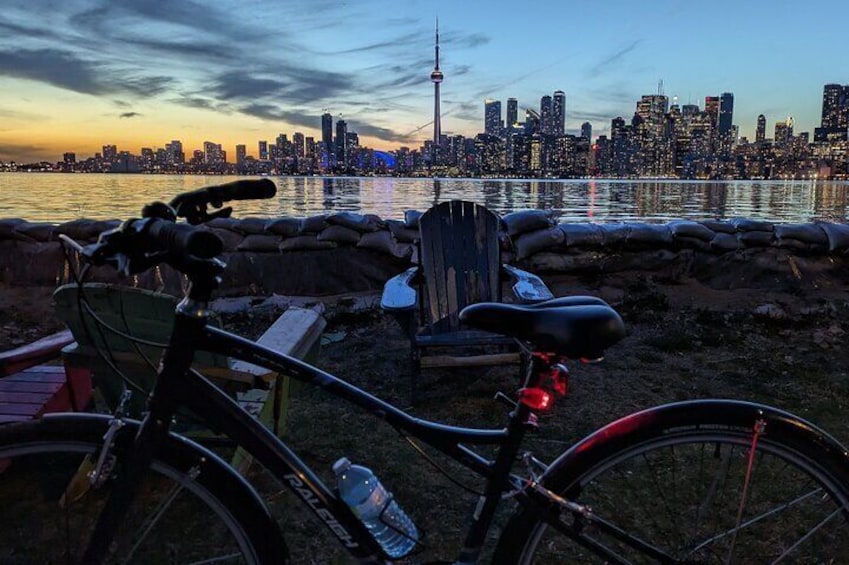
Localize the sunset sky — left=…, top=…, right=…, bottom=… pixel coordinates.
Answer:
left=1, top=0, right=846, bottom=163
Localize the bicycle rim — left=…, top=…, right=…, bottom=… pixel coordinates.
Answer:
left=0, top=439, right=260, bottom=564
left=514, top=432, right=849, bottom=564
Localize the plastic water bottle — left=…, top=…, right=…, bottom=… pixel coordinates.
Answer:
left=333, top=457, right=418, bottom=558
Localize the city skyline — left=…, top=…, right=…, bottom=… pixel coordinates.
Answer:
left=1, top=0, right=847, bottom=163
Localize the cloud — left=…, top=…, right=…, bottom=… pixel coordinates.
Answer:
left=347, top=122, right=412, bottom=144
left=119, top=112, right=141, bottom=118
left=238, top=104, right=318, bottom=130
left=0, top=48, right=175, bottom=97
left=585, top=40, right=642, bottom=78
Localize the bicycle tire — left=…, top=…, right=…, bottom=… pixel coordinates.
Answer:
left=494, top=400, right=849, bottom=564
left=0, top=413, right=288, bottom=564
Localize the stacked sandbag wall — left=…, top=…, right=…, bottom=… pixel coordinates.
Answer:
left=1, top=210, right=848, bottom=296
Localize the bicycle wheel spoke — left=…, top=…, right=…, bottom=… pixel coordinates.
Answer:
left=686, top=487, right=825, bottom=555
left=771, top=506, right=844, bottom=564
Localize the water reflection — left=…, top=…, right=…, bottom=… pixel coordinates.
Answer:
left=0, top=173, right=846, bottom=224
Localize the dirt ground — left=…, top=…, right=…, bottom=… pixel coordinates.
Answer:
left=2, top=276, right=849, bottom=563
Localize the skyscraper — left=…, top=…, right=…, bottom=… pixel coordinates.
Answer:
left=235, top=144, right=246, bottom=167
left=815, top=84, right=849, bottom=142
left=704, top=96, right=720, bottom=129
left=484, top=99, right=502, bottom=137
left=321, top=112, right=333, bottom=153
left=430, top=20, right=444, bottom=146
left=718, top=92, right=734, bottom=137
left=553, top=90, right=566, bottom=135
left=258, top=140, right=268, bottom=161
left=756, top=114, right=766, bottom=143
left=335, top=119, right=348, bottom=166
left=540, top=95, right=553, bottom=135
left=581, top=122, right=592, bottom=141
left=506, top=98, right=518, bottom=128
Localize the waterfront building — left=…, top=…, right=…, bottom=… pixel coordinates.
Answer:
left=235, top=144, right=246, bottom=169
left=704, top=96, right=720, bottom=130
left=484, top=99, right=502, bottom=138
left=163, top=140, right=184, bottom=166
left=540, top=95, right=553, bottom=135
left=815, top=84, right=849, bottom=142
left=581, top=122, right=592, bottom=142
left=718, top=92, right=734, bottom=137
left=102, top=145, right=117, bottom=164
left=756, top=115, right=766, bottom=143
left=553, top=90, right=566, bottom=135
left=335, top=119, right=348, bottom=169
left=506, top=98, right=518, bottom=128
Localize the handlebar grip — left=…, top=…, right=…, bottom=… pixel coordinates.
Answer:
left=207, top=179, right=277, bottom=201
left=146, top=220, right=223, bottom=259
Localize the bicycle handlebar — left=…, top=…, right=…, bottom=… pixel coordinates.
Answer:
left=169, top=179, right=277, bottom=224
left=67, top=179, right=278, bottom=282
left=145, top=218, right=223, bottom=259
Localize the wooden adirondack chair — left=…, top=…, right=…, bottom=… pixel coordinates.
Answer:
left=381, top=200, right=553, bottom=403
left=0, top=330, right=90, bottom=426
left=52, top=283, right=325, bottom=472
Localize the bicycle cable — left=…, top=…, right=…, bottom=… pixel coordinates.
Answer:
left=399, top=432, right=484, bottom=497
left=61, top=242, right=148, bottom=398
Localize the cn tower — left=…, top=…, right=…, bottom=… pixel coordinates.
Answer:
left=430, top=19, right=443, bottom=146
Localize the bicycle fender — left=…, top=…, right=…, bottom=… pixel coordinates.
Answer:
left=538, top=399, right=849, bottom=494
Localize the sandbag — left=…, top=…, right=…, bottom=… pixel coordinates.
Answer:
left=502, top=210, right=555, bottom=237
left=709, top=232, right=741, bottom=252
left=327, top=212, right=380, bottom=233
left=739, top=231, right=775, bottom=247
left=731, top=218, right=774, bottom=232
left=317, top=225, right=361, bottom=244
left=357, top=231, right=413, bottom=259
left=599, top=223, right=630, bottom=246
left=404, top=210, right=422, bottom=229
left=386, top=219, right=419, bottom=243
left=817, top=222, right=849, bottom=253
left=201, top=226, right=244, bottom=251
left=514, top=227, right=566, bottom=260
left=232, top=217, right=270, bottom=235
left=669, top=220, right=715, bottom=241
left=279, top=235, right=337, bottom=251
left=14, top=222, right=56, bottom=242
left=204, top=217, right=239, bottom=231
left=700, top=220, right=736, bottom=234
left=236, top=234, right=281, bottom=252
left=558, top=223, right=606, bottom=248
left=299, top=215, right=329, bottom=234
left=625, top=223, right=673, bottom=246
left=0, top=218, right=27, bottom=240
left=55, top=219, right=120, bottom=241
left=774, top=223, right=828, bottom=245
left=674, top=236, right=710, bottom=251
left=265, top=217, right=302, bottom=237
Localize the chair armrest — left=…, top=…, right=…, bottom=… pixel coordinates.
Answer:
left=502, top=264, right=554, bottom=303
left=0, top=329, right=74, bottom=377
left=381, top=267, right=419, bottom=311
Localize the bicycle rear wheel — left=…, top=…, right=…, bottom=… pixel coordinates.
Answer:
left=495, top=400, right=849, bottom=564
left=0, top=414, right=287, bottom=564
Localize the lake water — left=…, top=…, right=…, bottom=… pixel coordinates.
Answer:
left=0, top=173, right=847, bottom=224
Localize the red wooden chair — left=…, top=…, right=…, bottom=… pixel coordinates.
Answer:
left=0, top=330, right=91, bottom=425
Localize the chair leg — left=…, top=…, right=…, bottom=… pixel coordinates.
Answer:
left=409, top=347, right=421, bottom=406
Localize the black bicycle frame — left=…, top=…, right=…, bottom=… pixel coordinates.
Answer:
left=107, top=305, right=536, bottom=563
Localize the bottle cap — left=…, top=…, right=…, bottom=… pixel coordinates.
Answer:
left=332, top=457, right=352, bottom=475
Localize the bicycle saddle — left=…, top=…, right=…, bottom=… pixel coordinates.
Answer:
left=459, top=297, right=625, bottom=359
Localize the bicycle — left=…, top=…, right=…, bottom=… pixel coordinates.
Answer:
left=0, top=178, right=848, bottom=564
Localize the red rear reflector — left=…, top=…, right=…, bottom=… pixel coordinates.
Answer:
left=518, top=387, right=552, bottom=411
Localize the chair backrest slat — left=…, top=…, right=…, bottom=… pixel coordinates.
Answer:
left=419, top=201, right=502, bottom=332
